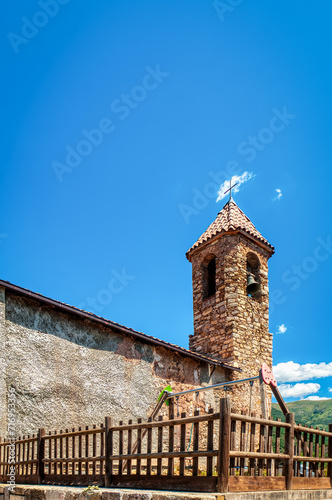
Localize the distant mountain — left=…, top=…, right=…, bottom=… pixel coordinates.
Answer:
left=271, top=399, right=332, bottom=430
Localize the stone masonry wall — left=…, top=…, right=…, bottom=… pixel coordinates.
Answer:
left=0, top=288, right=228, bottom=437
left=188, top=233, right=273, bottom=416
left=0, top=289, right=7, bottom=433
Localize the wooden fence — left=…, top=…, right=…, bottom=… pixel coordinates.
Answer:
left=0, top=398, right=331, bottom=493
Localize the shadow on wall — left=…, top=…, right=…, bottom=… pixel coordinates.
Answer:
left=5, top=292, right=204, bottom=385
left=6, top=293, right=152, bottom=360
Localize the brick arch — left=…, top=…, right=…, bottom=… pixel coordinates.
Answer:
left=246, top=251, right=261, bottom=271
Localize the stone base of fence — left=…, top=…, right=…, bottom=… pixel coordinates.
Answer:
left=1, top=484, right=332, bottom=500
left=0, top=484, right=216, bottom=500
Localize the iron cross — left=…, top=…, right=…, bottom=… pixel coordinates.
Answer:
left=224, top=180, right=238, bottom=200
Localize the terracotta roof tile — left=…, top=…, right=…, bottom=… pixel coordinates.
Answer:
left=187, top=199, right=274, bottom=258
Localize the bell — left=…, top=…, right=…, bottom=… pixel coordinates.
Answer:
left=247, top=274, right=261, bottom=295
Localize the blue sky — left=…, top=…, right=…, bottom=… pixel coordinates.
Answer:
left=2, top=0, right=332, bottom=402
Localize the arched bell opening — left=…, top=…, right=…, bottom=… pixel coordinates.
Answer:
left=246, top=252, right=261, bottom=298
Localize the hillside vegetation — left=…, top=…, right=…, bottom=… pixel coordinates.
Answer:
left=271, top=399, right=332, bottom=430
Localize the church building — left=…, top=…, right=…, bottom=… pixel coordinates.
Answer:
left=0, top=199, right=274, bottom=435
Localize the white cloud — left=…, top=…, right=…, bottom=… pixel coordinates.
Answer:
left=329, top=388, right=332, bottom=394
left=216, top=172, right=254, bottom=202
left=273, top=361, right=332, bottom=383
left=304, top=396, right=331, bottom=401
left=278, top=383, right=320, bottom=399
left=273, top=188, right=282, bottom=201
left=276, top=324, right=287, bottom=334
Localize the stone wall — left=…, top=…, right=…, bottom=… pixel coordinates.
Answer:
left=188, top=233, right=273, bottom=416
left=0, top=484, right=218, bottom=499
left=1, top=483, right=332, bottom=500
left=0, top=289, right=7, bottom=432
left=0, top=288, right=228, bottom=436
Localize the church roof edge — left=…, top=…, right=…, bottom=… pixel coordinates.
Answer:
left=0, top=279, right=241, bottom=373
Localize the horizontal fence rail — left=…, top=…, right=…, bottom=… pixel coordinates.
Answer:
left=0, top=398, right=331, bottom=493
left=0, top=424, right=105, bottom=486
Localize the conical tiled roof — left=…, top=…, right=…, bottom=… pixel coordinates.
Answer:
left=186, top=199, right=274, bottom=258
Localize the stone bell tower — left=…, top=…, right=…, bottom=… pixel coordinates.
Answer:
left=186, top=199, right=274, bottom=412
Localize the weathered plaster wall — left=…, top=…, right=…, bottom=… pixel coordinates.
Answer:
left=2, top=291, right=227, bottom=436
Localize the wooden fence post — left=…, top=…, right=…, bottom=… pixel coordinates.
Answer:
left=259, top=370, right=268, bottom=420
left=37, top=428, right=45, bottom=485
left=105, top=417, right=113, bottom=487
left=328, top=423, right=332, bottom=480
left=284, top=413, right=295, bottom=490
left=218, top=397, right=231, bottom=493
